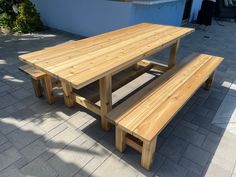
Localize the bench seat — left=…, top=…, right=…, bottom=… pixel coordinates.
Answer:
left=19, top=65, right=55, bottom=104
left=106, top=53, right=223, bottom=170
left=19, top=65, right=46, bottom=80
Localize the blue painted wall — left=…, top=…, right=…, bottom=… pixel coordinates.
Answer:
left=31, top=0, right=133, bottom=36
left=32, top=0, right=186, bottom=37
left=131, top=1, right=186, bottom=26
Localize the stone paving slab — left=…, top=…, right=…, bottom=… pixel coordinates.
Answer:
left=0, top=21, right=236, bottom=177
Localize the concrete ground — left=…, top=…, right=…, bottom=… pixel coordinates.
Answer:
left=0, top=20, right=236, bottom=177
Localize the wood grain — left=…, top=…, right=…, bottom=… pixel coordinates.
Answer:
left=107, top=54, right=223, bottom=142
left=19, top=23, right=194, bottom=90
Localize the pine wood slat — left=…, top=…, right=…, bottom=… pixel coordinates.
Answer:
left=117, top=55, right=210, bottom=133
left=66, top=28, right=193, bottom=89
left=133, top=56, right=223, bottom=141
left=19, top=23, right=154, bottom=62
left=34, top=24, right=165, bottom=68
left=107, top=54, right=223, bottom=142
left=107, top=53, right=202, bottom=123
left=19, top=65, right=45, bottom=79
left=43, top=26, right=175, bottom=74
left=19, top=23, right=194, bottom=91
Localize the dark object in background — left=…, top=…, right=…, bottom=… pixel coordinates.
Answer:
left=215, top=0, right=236, bottom=20
left=197, top=0, right=216, bottom=26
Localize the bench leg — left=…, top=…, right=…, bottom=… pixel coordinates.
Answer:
left=205, top=72, right=215, bottom=90
left=116, top=127, right=127, bottom=152
left=61, top=81, right=75, bottom=108
left=31, top=78, right=42, bottom=97
left=99, top=75, right=112, bottom=131
left=42, top=75, right=55, bottom=105
left=168, top=39, right=180, bottom=69
left=141, top=136, right=157, bottom=170
left=132, top=63, right=140, bottom=70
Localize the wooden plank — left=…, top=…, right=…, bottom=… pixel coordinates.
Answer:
left=19, top=65, right=45, bottom=79
left=65, top=28, right=194, bottom=89
left=45, top=26, right=176, bottom=75
left=33, top=24, right=166, bottom=69
left=116, top=54, right=211, bottom=133
left=19, top=23, right=153, bottom=61
left=107, top=53, right=204, bottom=124
left=42, top=75, right=55, bottom=104
left=168, top=39, right=180, bottom=68
left=54, top=27, right=181, bottom=76
left=126, top=136, right=143, bottom=153
left=141, top=136, right=157, bottom=170
left=139, top=60, right=168, bottom=73
left=74, top=94, right=100, bottom=115
left=133, top=56, right=223, bottom=141
left=99, top=75, right=112, bottom=131
left=61, top=81, right=75, bottom=107
left=19, top=24, right=194, bottom=101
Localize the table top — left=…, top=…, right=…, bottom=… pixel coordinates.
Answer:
left=19, top=23, right=194, bottom=89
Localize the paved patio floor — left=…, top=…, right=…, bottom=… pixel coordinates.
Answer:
left=0, top=21, right=236, bottom=177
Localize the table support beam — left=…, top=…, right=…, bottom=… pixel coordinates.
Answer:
left=168, top=39, right=180, bottom=68
left=75, top=94, right=101, bottom=115
left=139, top=60, right=168, bottom=73
left=61, top=81, right=75, bottom=107
left=99, top=75, right=112, bottom=131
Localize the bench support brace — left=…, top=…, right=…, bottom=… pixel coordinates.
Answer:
left=205, top=72, right=215, bottom=90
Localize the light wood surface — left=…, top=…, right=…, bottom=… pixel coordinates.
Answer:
left=99, top=75, right=112, bottom=130
left=19, top=23, right=194, bottom=90
left=19, top=65, right=46, bottom=79
left=108, top=54, right=223, bottom=170
left=107, top=54, right=223, bottom=142
left=168, top=39, right=180, bottom=68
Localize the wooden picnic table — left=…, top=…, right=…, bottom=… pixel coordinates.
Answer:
left=19, top=23, right=194, bottom=130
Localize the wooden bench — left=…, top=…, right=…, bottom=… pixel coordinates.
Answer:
left=19, top=65, right=55, bottom=104
left=106, top=53, right=223, bottom=170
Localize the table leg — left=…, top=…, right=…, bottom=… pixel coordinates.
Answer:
left=42, top=75, right=55, bottom=104
left=99, top=75, right=112, bottom=131
left=168, top=39, right=180, bottom=68
left=61, top=81, right=75, bottom=107
left=31, top=78, right=42, bottom=97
